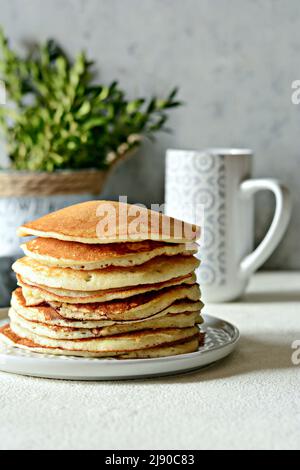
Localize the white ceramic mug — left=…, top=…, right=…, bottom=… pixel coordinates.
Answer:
left=165, top=148, right=292, bottom=302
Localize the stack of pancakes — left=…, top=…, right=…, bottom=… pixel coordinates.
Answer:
left=0, top=201, right=205, bottom=358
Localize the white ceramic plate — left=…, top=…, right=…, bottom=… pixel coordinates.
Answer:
left=0, top=309, right=239, bottom=380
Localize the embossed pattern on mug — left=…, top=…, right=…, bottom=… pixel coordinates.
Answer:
left=165, top=151, right=226, bottom=286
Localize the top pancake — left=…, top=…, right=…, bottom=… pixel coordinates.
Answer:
left=17, top=200, right=200, bottom=244
left=21, top=237, right=198, bottom=269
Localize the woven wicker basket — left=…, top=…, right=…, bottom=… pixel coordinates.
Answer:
left=0, top=139, right=139, bottom=197
left=0, top=168, right=108, bottom=197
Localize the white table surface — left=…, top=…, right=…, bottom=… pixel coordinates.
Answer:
left=1, top=271, right=300, bottom=450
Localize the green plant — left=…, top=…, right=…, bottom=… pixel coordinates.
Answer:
left=0, top=29, right=181, bottom=172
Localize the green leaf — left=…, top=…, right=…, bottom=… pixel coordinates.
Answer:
left=76, top=101, right=91, bottom=118
left=168, top=87, right=178, bottom=101
left=98, top=86, right=109, bottom=101
left=82, top=117, right=107, bottom=130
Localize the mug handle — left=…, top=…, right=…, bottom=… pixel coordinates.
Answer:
left=239, top=179, right=292, bottom=277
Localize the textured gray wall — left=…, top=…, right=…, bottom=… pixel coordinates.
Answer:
left=0, top=0, right=299, bottom=268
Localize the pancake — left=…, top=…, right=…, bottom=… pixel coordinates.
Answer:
left=46, top=284, right=201, bottom=321
left=22, top=238, right=198, bottom=270
left=12, top=288, right=203, bottom=328
left=0, top=324, right=204, bottom=358
left=13, top=255, right=200, bottom=291
left=119, top=337, right=203, bottom=359
left=9, top=307, right=202, bottom=339
left=17, top=200, right=200, bottom=244
left=8, top=320, right=199, bottom=353
left=17, top=273, right=196, bottom=305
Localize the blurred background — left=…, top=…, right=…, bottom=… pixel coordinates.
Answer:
left=0, top=0, right=299, bottom=269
